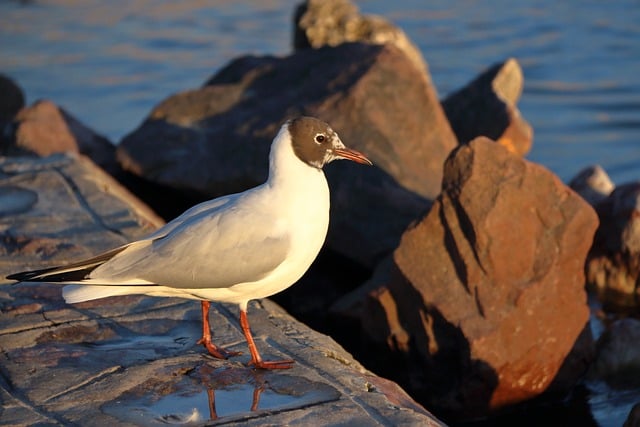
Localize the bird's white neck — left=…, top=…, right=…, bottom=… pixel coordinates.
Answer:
left=266, top=125, right=327, bottom=191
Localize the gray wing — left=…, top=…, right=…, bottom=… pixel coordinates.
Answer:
left=89, top=192, right=290, bottom=289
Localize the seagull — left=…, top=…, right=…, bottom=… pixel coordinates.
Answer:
left=7, top=116, right=372, bottom=369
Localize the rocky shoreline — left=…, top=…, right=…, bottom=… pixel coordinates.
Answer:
left=2, top=0, right=639, bottom=425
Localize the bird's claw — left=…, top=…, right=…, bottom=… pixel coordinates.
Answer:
left=197, top=338, right=242, bottom=359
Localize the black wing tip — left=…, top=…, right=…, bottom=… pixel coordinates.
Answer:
left=5, top=245, right=128, bottom=283
left=6, top=266, right=59, bottom=282
left=5, top=272, right=20, bottom=281
left=6, top=267, right=94, bottom=283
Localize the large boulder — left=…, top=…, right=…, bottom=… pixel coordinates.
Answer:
left=349, top=138, right=598, bottom=419
left=294, top=0, right=428, bottom=76
left=442, top=58, right=533, bottom=156
left=117, top=42, right=456, bottom=266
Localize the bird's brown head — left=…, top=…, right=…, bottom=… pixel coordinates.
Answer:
left=287, top=117, right=372, bottom=169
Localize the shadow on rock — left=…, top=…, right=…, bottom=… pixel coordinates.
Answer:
left=361, top=266, right=499, bottom=422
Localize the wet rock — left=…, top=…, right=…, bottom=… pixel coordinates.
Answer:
left=569, top=164, right=615, bottom=207
left=586, top=182, right=640, bottom=311
left=294, top=0, right=428, bottom=75
left=2, top=99, right=119, bottom=174
left=0, top=295, right=444, bottom=426
left=0, top=73, right=25, bottom=121
left=118, top=42, right=455, bottom=266
left=588, top=318, right=640, bottom=389
left=349, top=137, right=598, bottom=419
left=442, top=58, right=533, bottom=156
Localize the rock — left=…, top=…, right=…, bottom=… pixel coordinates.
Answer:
left=353, top=137, right=598, bottom=419
left=0, top=73, right=25, bottom=121
left=0, top=155, right=444, bottom=427
left=2, top=100, right=119, bottom=175
left=117, top=42, right=456, bottom=266
left=294, top=0, right=428, bottom=75
left=2, top=100, right=119, bottom=174
left=569, top=164, right=615, bottom=207
left=588, top=318, right=640, bottom=389
left=0, top=294, right=444, bottom=426
left=0, top=153, right=163, bottom=275
left=442, top=58, right=533, bottom=156
left=11, top=100, right=77, bottom=155
left=625, top=403, right=640, bottom=427
left=586, top=182, right=640, bottom=310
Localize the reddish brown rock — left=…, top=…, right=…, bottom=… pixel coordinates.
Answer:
left=117, top=42, right=455, bottom=266
left=442, top=58, right=533, bottom=156
left=359, top=137, right=598, bottom=419
left=5, top=100, right=118, bottom=174
left=11, top=100, right=78, bottom=156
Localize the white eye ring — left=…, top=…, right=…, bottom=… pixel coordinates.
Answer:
left=315, top=134, right=326, bottom=144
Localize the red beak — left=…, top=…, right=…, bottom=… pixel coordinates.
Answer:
left=333, top=148, right=373, bottom=165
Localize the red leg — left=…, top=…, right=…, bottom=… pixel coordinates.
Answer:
left=196, top=301, right=241, bottom=359
left=239, top=309, right=294, bottom=369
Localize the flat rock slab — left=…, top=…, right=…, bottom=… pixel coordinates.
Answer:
left=0, top=154, right=441, bottom=426
left=0, top=153, right=163, bottom=273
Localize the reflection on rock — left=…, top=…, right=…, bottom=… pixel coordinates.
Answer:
left=102, top=363, right=341, bottom=425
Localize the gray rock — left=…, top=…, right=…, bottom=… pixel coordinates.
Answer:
left=0, top=154, right=444, bottom=426
left=294, top=0, right=428, bottom=75
left=569, top=164, right=615, bottom=207
left=0, top=153, right=162, bottom=274
left=0, top=293, right=443, bottom=426
left=117, top=42, right=456, bottom=266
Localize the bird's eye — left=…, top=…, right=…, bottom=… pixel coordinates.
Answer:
left=315, top=134, right=326, bottom=143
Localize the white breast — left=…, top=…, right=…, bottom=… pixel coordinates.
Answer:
left=189, top=127, right=331, bottom=308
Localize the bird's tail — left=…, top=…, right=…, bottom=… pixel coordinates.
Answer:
left=62, top=284, right=144, bottom=303
left=6, top=245, right=129, bottom=283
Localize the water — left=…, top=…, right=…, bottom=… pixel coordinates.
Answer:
left=1, top=0, right=639, bottom=424
left=103, top=366, right=341, bottom=425
left=1, top=0, right=639, bottom=186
